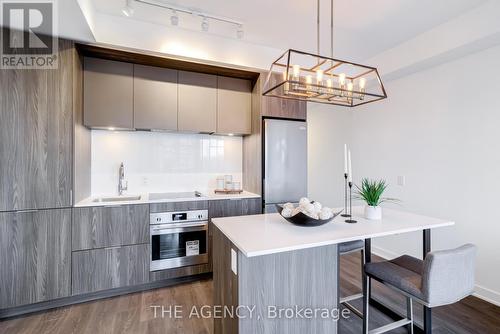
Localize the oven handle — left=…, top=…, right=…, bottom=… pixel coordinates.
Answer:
left=150, top=221, right=208, bottom=235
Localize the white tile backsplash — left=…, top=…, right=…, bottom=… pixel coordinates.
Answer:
left=91, top=130, right=243, bottom=196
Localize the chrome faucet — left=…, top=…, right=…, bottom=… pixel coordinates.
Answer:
left=118, top=162, right=128, bottom=196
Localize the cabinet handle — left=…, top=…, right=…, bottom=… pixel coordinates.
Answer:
left=104, top=246, right=121, bottom=251
left=15, top=209, right=39, bottom=214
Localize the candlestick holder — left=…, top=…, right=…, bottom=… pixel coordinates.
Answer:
left=345, top=181, right=357, bottom=223
left=341, top=173, right=351, bottom=217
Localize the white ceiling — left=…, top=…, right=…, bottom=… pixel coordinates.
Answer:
left=91, top=0, right=487, bottom=61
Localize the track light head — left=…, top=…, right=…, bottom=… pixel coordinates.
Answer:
left=236, top=25, right=244, bottom=39
left=122, top=0, right=134, bottom=17
left=201, top=17, right=209, bottom=32
left=170, top=10, right=179, bottom=26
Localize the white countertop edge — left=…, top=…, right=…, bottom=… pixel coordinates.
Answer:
left=74, top=191, right=261, bottom=208
left=213, top=218, right=454, bottom=258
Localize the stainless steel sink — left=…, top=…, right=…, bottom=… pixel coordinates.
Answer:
left=92, top=195, right=142, bottom=203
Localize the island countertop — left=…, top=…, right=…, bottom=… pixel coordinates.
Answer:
left=211, top=207, right=454, bottom=257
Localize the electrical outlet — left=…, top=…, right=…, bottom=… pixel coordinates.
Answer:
left=397, top=175, right=406, bottom=186
left=142, top=177, right=149, bottom=186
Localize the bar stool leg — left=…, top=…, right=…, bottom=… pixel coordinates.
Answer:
left=406, top=297, right=414, bottom=334
left=360, top=248, right=365, bottom=273
left=362, top=274, right=370, bottom=334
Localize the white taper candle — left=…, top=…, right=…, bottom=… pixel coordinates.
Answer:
left=344, top=144, right=348, bottom=174
left=348, top=150, right=352, bottom=183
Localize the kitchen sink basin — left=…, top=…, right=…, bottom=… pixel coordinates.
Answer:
left=92, top=195, right=142, bottom=203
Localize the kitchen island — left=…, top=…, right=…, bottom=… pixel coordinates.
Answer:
left=212, top=207, right=454, bottom=334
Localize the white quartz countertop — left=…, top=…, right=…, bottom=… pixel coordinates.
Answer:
left=74, top=191, right=260, bottom=207
left=212, top=207, right=454, bottom=258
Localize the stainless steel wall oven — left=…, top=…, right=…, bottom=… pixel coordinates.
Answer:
left=150, top=209, right=208, bottom=271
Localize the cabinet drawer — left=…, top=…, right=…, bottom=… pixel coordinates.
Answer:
left=149, top=264, right=211, bottom=282
left=72, top=244, right=149, bottom=295
left=72, top=205, right=149, bottom=251
left=208, top=198, right=262, bottom=220
left=150, top=200, right=208, bottom=213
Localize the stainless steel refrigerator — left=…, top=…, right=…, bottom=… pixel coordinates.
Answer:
left=263, top=118, right=307, bottom=213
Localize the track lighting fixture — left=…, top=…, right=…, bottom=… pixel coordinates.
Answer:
left=133, top=0, right=243, bottom=38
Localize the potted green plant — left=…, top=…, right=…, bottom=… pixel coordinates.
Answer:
left=355, top=178, right=398, bottom=220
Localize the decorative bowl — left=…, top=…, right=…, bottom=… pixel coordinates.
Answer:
left=275, top=204, right=342, bottom=227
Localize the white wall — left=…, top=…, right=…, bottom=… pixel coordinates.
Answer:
left=308, top=104, right=352, bottom=208
left=91, top=130, right=242, bottom=196
left=92, top=12, right=282, bottom=70
left=308, top=44, right=500, bottom=306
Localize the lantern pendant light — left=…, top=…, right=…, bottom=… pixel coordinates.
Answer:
left=263, top=0, right=387, bottom=107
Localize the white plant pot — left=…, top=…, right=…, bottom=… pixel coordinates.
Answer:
left=364, top=205, right=382, bottom=220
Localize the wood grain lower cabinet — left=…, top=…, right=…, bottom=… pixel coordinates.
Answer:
left=133, top=64, right=178, bottom=131
left=72, top=244, right=149, bottom=295
left=217, top=76, right=252, bottom=135
left=178, top=71, right=217, bottom=133
left=83, top=57, right=134, bottom=129
left=0, top=209, right=71, bottom=309
left=208, top=198, right=262, bottom=219
left=72, top=204, right=149, bottom=251
left=208, top=198, right=261, bottom=271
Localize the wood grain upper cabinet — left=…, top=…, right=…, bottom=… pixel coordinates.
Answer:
left=0, top=209, right=71, bottom=308
left=178, top=71, right=217, bottom=133
left=133, top=65, right=178, bottom=130
left=262, top=96, right=307, bottom=120
left=217, top=76, right=252, bottom=135
left=260, top=71, right=306, bottom=120
left=83, top=57, right=134, bottom=129
left=0, top=39, right=73, bottom=211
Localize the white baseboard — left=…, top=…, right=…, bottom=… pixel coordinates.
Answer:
left=371, top=245, right=500, bottom=307
left=473, top=285, right=500, bottom=307
left=371, top=245, right=399, bottom=260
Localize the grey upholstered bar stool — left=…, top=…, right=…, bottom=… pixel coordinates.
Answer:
left=362, top=244, right=476, bottom=334
left=338, top=240, right=365, bottom=317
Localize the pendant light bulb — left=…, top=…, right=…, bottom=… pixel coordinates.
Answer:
left=359, top=77, right=366, bottom=90
left=339, top=73, right=346, bottom=86
left=316, top=69, right=324, bottom=84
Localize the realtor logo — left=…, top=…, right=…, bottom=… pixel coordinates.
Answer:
left=1, top=0, right=58, bottom=69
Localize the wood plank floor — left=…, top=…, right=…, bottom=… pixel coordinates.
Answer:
left=1, top=253, right=499, bottom=334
